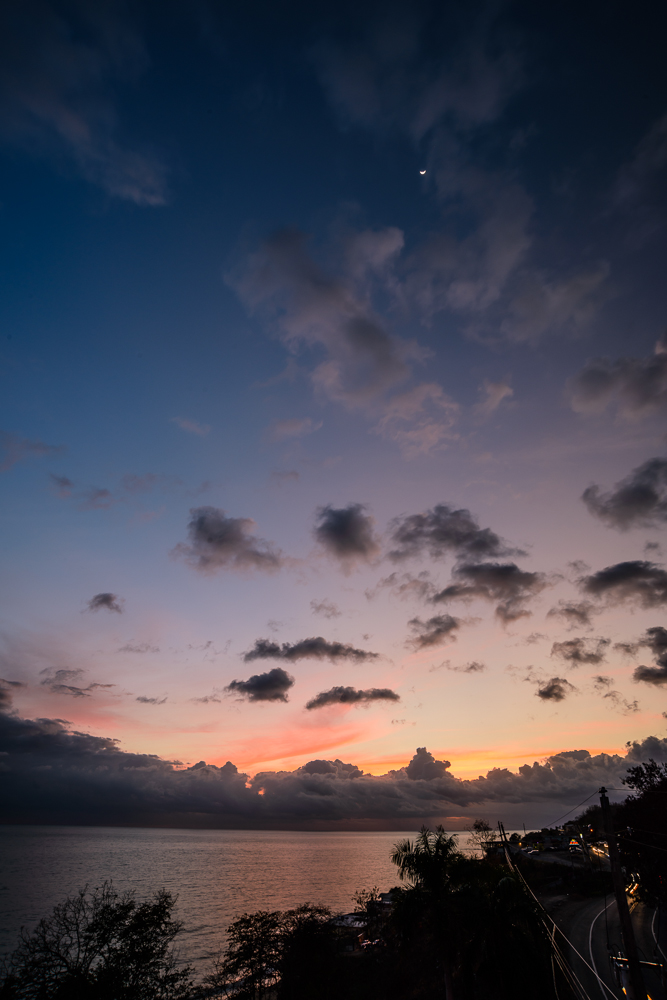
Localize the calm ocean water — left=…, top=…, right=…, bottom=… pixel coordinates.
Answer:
left=0, top=826, right=509, bottom=970
left=0, top=826, right=463, bottom=968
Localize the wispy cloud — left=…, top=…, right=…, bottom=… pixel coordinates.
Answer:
left=170, top=417, right=211, bottom=436
left=0, top=430, right=63, bottom=472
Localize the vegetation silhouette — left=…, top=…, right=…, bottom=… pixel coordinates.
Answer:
left=0, top=882, right=193, bottom=1000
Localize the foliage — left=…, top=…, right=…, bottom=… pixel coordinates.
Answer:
left=465, top=819, right=496, bottom=854
left=0, top=883, right=193, bottom=1000
left=204, top=904, right=333, bottom=1000
left=617, top=757, right=667, bottom=905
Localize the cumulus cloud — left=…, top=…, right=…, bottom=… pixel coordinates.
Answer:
left=406, top=614, right=462, bottom=649
left=170, top=417, right=211, bottom=436
left=568, top=334, right=667, bottom=419
left=40, top=667, right=114, bottom=698
left=547, top=600, right=599, bottom=630
left=1, top=708, right=666, bottom=828
left=550, top=637, right=610, bottom=667
left=225, top=668, right=295, bottom=703
left=243, top=636, right=378, bottom=664
left=580, top=560, right=667, bottom=609
left=226, top=228, right=457, bottom=454
left=314, top=503, right=381, bottom=567
left=582, top=458, right=667, bottom=530
left=85, top=592, right=124, bottom=614
left=310, top=598, right=342, bottom=619
left=536, top=677, right=575, bottom=702
left=173, top=506, right=284, bottom=573
left=474, top=379, right=513, bottom=418
left=269, top=417, right=322, bottom=441
left=0, top=430, right=63, bottom=472
left=0, top=0, right=167, bottom=204
left=431, top=562, right=548, bottom=623
left=305, top=686, right=400, bottom=710
left=389, top=503, right=517, bottom=563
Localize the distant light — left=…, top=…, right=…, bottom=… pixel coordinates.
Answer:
left=419, top=170, right=426, bottom=175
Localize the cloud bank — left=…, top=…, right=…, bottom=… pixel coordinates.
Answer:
left=2, top=709, right=665, bottom=828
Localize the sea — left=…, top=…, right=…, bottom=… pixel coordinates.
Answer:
left=0, top=826, right=501, bottom=971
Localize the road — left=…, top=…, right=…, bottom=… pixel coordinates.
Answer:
left=547, top=893, right=666, bottom=1000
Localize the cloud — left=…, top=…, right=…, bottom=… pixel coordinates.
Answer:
left=118, top=642, right=159, bottom=654
left=547, top=600, right=599, bottom=630
left=0, top=430, right=63, bottom=472
left=536, top=677, right=575, bottom=702
left=550, top=637, right=610, bottom=667
left=447, top=661, right=486, bottom=673
left=136, top=695, right=167, bottom=705
left=49, top=473, right=74, bottom=497
left=367, top=570, right=436, bottom=602
left=173, top=506, right=284, bottom=573
left=314, top=503, right=381, bottom=567
left=310, top=598, right=342, bottom=619
left=431, top=562, right=548, bottom=623
left=582, top=457, right=667, bottom=530
left=613, top=113, right=667, bottom=242
left=243, top=637, right=379, bottom=664
left=226, top=228, right=457, bottom=454
left=474, top=380, right=513, bottom=418
left=170, top=417, right=211, bottom=436
left=225, top=668, right=295, bottom=703
left=389, top=503, right=517, bottom=563
left=85, top=592, right=125, bottom=615
left=268, top=417, right=322, bottom=441
left=0, top=0, right=167, bottom=204
left=305, top=686, right=400, bottom=710
left=0, top=677, right=24, bottom=711
left=568, top=334, right=667, bottom=419
left=40, top=667, right=114, bottom=698
left=406, top=614, right=461, bottom=649
left=2, top=708, right=666, bottom=827
left=580, top=560, right=667, bottom=609
left=85, top=592, right=124, bottom=614
left=629, top=625, right=667, bottom=686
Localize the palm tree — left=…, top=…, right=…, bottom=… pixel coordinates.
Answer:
left=391, top=825, right=461, bottom=892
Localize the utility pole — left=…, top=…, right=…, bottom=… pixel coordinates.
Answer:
left=599, top=786, right=647, bottom=1000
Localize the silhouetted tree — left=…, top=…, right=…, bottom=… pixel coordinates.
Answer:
left=0, top=883, right=193, bottom=1000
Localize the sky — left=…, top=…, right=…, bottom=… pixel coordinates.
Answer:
left=1, top=0, right=667, bottom=830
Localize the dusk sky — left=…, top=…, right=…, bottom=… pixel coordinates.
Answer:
left=2, top=0, right=667, bottom=828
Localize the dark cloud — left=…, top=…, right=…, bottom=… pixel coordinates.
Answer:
left=431, top=562, right=548, bottom=622
left=582, top=458, right=667, bottom=530
left=225, top=668, right=295, bottom=703
left=305, top=686, right=400, bottom=710
left=173, top=506, right=283, bottom=573
left=314, top=503, right=380, bottom=566
left=569, top=335, right=667, bottom=418
left=630, top=625, right=667, bottom=685
left=136, top=695, right=167, bottom=705
left=580, top=560, right=667, bottom=608
left=536, top=677, right=575, bottom=702
left=547, top=600, right=598, bottom=629
left=85, top=592, right=124, bottom=614
left=550, top=637, right=610, bottom=667
left=0, top=677, right=23, bottom=711
left=0, top=430, right=63, bottom=472
left=406, top=614, right=461, bottom=649
left=310, top=598, right=342, bottom=619
left=243, top=636, right=378, bottom=664
left=40, top=668, right=115, bottom=698
left=388, top=503, right=517, bottom=563
left=404, top=747, right=452, bottom=781
left=1, top=709, right=666, bottom=828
